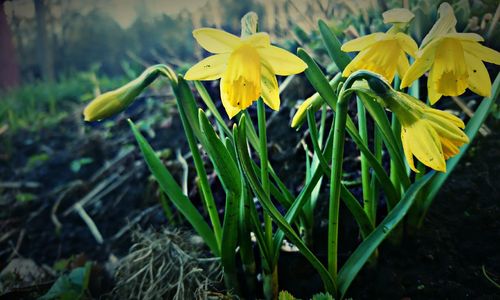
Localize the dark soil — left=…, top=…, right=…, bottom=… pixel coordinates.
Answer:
left=348, top=126, right=500, bottom=300
left=1, top=94, right=499, bottom=299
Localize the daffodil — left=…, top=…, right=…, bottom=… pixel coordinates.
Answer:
left=184, top=28, right=307, bottom=119
left=386, top=91, right=469, bottom=172
left=341, top=8, right=418, bottom=83
left=401, top=2, right=500, bottom=104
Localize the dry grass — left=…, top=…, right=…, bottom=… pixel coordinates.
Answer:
left=112, top=228, right=221, bottom=300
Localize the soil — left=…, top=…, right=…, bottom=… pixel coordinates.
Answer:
left=0, top=94, right=499, bottom=299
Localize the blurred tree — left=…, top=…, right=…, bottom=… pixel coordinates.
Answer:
left=0, top=0, right=20, bottom=89
left=60, top=10, right=127, bottom=76
left=34, top=0, right=54, bottom=81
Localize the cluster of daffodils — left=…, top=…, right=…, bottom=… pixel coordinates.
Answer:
left=334, top=3, right=499, bottom=172
left=84, top=3, right=499, bottom=174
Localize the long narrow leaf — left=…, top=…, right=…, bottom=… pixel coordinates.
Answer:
left=235, top=116, right=336, bottom=294
left=128, top=120, right=219, bottom=255
left=318, top=20, right=351, bottom=71
left=337, top=172, right=434, bottom=297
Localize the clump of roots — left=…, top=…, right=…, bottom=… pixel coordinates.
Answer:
left=112, top=228, right=221, bottom=300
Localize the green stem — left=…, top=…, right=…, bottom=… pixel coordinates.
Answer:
left=257, top=100, right=272, bottom=245
left=389, top=113, right=402, bottom=195
left=328, top=96, right=348, bottom=279
left=257, top=99, right=276, bottom=299
left=357, top=96, right=373, bottom=224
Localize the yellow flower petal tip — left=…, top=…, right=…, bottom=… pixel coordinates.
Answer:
left=401, top=2, right=500, bottom=103
left=383, top=8, right=414, bottom=24
left=388, top=92, right=468, bottom=173
left=186, top=27, right=306, bottom=118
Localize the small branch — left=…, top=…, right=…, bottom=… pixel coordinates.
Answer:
left=75, top=203, right=103, bottom=244
left=451, top=96, right=491, bottom=136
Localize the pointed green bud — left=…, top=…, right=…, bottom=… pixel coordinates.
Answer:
left=291, top=93, right=323, bottom=129
left=83, top=77, right=147, bottom=122
left=83, top=64, right=176, bottom=122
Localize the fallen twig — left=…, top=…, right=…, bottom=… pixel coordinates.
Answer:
left=74, top=203, right=104, bottom=244
left=0, top=181, right=41, bottom=189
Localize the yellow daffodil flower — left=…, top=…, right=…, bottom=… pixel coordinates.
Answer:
left=184, top=28, right=307, bottom=118
left=341, top=9, right=418, bottom=83
left=401, top=2, right=500, bottom=104
left=387, top=91, right=469, bottom=172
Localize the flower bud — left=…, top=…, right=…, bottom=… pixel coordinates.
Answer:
left=83, top=78, right=145, bottom=121
left=291, top=93, right=323, bottom=129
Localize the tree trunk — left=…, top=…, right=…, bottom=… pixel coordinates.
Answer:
left=34, top=0, right=54, bottom=81
left=0, top=1, right=20, bottom=89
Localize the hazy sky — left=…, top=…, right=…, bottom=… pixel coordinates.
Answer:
left=5, top=0, right=209, bottom=28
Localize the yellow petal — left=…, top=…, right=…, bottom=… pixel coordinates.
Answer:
left=400, top=42, right=437, bottom=88
left=193, top=28, right=242, bottom=53
left=443, top=32, right=484, bottom=42
left=221, top=44, right=261, bottom=109
left=342, top=40, right=400, bottom=82
left=340, top=33, right=386, bottom=52
left=184, top=54, right=229, bottom=81
left=461, top=41, right=500, bottom=65
left=464, top=52, right=491, bottom=97
left=427, top=67, right=442, bottom=104
left=408, top=121, right=446, bottom=172
left=260, top=63, right=280, bottom=111
left=431, top=38, right=468, bottom=98
left=396, top=51, right=410, bottom=78
left=243, top=32, right=271, bottom=48
left=425, top=107, right=465, bottom=128
left=401, top=127, right=418, bottom=172
left=395, top=33, right=418, bottom=57
left=220, top=79, right=242, bottom=119
left=420, top=2, right=457, bottom=48
left=257, top=46, right=307, bottom=76
left=383, top=8, right=414, bottom=24
left=426, top=112, right=469, bottom=143
left=440, top=137, right=461, bottom=160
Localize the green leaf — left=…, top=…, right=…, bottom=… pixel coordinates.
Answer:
left=173, top=76, right=222, bottom=248
left=198, top=110, right=241, bottom=290
left=128, top=119, right=219, bottom=255
left=234, top=115, right=336, bottom=295
left=337, top=172, right=434, bottom=297
left=318, top=20, right=351, bottom=71
left=278, top=290, right=296, bottom=300
left=39, top=262, right=92, bottom=300
left=198, top=110, right=241, bottom=195
left=194, top=81, right=232, bottom=137
left=312, top=292, right=335, bottom=300
left=358, top=93, right=410, bottom=189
